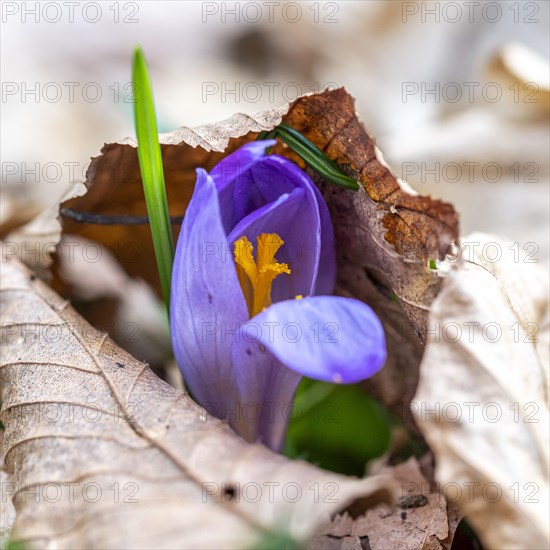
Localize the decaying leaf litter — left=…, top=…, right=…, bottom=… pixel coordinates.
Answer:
left=2, top=88, right=547, bottom=549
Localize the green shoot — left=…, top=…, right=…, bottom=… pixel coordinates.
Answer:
left=132, top=46, right=175, bottom=309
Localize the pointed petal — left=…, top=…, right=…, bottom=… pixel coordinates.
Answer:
left=213, top=151, right=335, bottom=297
left=246, top=156, right=334, bottom=298
left=170, top=168, right=248, bottom=407
left=229, top=156, right=324, bottom=298
left=242, top=296, right=387, bottom=384
left=226, top=189, right=305, bottom=246
left=226, top=187, right=319, bottom=299
left=210, top=140, right=276, bottom=233
left=210, top=139, right=276, bottom=192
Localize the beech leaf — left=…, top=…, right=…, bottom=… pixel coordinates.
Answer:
left=6, top=88, right=459, bottom=429
left=0, top=254, right=395, bottom=549
left=413, top=233, right=549, bottom=550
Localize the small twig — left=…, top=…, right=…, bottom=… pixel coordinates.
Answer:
left=60, top=207, right=184, bottom=226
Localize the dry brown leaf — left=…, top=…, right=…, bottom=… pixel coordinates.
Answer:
left=6, top=88, right=459, bottom=427
left=273, top=90, right=458, bottom=427
left=413, top=233, right=549, bottom=550
left=308, top=458, right=462, bottom=550
left=59, top=89, right=458, bottom=336
left=56, top=234, right=172, bottom=370
left=0, top=430, right=16, bottom=547
left=0, top=88, right=465, bottom=548
left=0, top=254, right=396, bottom=549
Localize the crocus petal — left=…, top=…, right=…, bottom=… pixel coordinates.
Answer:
left=249, top=155, right=336, bottom=295
left=232, top=156, right=324, bottom=298
left=231, top=337, right=302, bottom=452
left=307, top=182, right=337, bottom=295
left=226, top=187, right=320, bottom=299
left=226, top=188, right=305, bottom=246
left=170, top=168, right=249, bottom=407
left=210, top=140, right=276, bottom=233
left=241, top=296, right=387, bottom=384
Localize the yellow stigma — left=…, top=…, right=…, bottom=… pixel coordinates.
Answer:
left=234, top=233, right=291, bottom=317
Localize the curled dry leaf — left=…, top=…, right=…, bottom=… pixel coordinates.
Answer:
left=413, top=233, right=550, bottom=550
left=309, top=457, right=462, bottom=550
left=0, top=255, right=395, bottom=549
left=1, top=88, right=463, bottom=548
left=6, top=88, right=459, bottom=426
left=271, top=90, right=458, bottom=426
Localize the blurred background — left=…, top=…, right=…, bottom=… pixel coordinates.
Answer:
left=1, top=0, right=549, bottom=262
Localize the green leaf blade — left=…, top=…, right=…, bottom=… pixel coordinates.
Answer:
left=267, top=123, right=359, bottom=191
left=132, top=46, right=174, bottom=309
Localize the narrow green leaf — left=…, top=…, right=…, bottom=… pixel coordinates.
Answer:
left=255, top=130, right=273, bottom=141
left=275, top=123, right=359, bottom=190
left=132, top=46, right=174, bottom=309
left=257, top=123, right=359, bottom=190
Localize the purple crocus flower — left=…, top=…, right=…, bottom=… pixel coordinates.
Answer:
left=170, top=140, right=386, bottom=451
